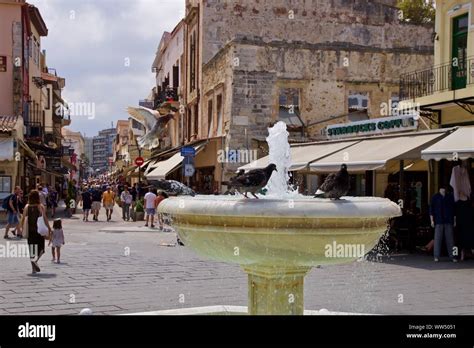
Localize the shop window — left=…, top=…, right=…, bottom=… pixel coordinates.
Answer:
left=278, top=88, right=303, bottom=128
left=0, top=176, right=12, bottom=202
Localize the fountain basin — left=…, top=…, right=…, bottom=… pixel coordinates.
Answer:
left=158, top=196, right=401, bottom=315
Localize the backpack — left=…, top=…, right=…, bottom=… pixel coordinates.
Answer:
left=2, top=194, right=12, bottom=210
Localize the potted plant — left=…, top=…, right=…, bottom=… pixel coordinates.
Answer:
left=65, top=181, right=76, bottom=217
left=133, top=198, right=145, bottom=221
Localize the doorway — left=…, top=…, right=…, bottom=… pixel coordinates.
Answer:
left=452, top=13, right=468, bottom=90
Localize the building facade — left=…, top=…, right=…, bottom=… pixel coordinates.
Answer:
left=92, top=128, right=115, bottom=173
left=176, top=0, right=436, bottom=192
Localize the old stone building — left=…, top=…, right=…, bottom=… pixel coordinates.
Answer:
left=180, top=0, right=436, bottom=188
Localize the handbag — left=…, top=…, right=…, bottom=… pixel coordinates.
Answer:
left=37, top=215, right=49, bottom=237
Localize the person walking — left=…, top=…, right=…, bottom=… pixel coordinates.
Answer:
left=3, top=186, right=21, bottom=239
left=48, top=187, right=59, bottom=218
left=430, top=187, right=457, bottom=263
left=144, top=187, right=157, bottom=228
left=81, top=187, right=92, bottom=222
left=102, top=186, right=115, bottom=222
left=154, top=191, right=169, bottom=230
left=120, top=186, right=133, bottom=221
left=20, top=190, right=52, bottom=274
left=91, top=186, right=102, bottom=221
left=49, top=218, right=65, bottom=264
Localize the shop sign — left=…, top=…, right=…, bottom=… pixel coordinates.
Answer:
left=326, top=115, right=418, bottom=139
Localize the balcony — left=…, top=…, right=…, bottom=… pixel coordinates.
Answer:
left=154, top=87, right=179, bottom=110
left=400, top=57, right=474, bottom=107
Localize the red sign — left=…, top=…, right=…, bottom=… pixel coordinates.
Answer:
left=135, top=157, right=145, bottom=167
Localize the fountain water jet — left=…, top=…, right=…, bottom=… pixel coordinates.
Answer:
left=158, top=123, right=401, bottom=315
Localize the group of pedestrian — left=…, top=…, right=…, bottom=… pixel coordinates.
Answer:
left=144, top=187, right=169, bottom=229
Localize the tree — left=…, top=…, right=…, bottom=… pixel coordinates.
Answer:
left=397, top=0, right=436, bottom=25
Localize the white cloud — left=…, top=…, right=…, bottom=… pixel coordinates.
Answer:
left=29, top=0, right=185, bottom=136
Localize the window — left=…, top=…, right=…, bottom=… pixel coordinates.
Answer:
left=0, top=176, right=12, bottom=202
left=216, top=94, right=223, bottom=136
left=207, top=99, right=213, bottom=138
left=278, top=88, right=303, bottom=128
left=348, top=93, right=369, bottom=122
left=46, top=88, right=51, bottom=110
left=193, top=104, right=199, bottom=137
left=189, top=31, right=197, bottom=93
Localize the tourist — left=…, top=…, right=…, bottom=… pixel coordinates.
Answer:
left=37, top=185, right=48, bottom=207
left=144, top=187, right=157, bottom=228
left=48, top=187, right=59, bottom=218
left=130, top=184, right=137, bottom=208
left=91, top=186, right=103, bottom=221
left=154, top=191, right=169, bottom=230
left=120, top=186, right=133, bottom=221
left=81, top=187, right=93, bottom=222
left=49, top=218, right=65, bottom=264
left=102, top=186, right=115, bottom=222
left=15, top=189, right=25, bottom=238
left=20, top=190, right=52, bottom=274
left=3, top=186, right=21, bottom=239
left=430, top=187, right=457, bottom=263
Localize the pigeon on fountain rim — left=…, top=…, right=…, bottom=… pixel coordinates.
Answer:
left=314, top=164, right=350, bottom=200
left=229, top=163, right=277, bottom=199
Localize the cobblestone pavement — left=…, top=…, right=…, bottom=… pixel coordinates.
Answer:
left=1, top=208, right=473, bottom=315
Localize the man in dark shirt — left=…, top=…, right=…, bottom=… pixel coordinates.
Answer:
left=91, top=186, right=103, bottom=221
left=3, top=186, right=20, bottom=239
left=429, top=187, right=456, bottom=262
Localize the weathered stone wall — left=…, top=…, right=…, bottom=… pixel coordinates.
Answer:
left=201, top=0, right=433, bottom=65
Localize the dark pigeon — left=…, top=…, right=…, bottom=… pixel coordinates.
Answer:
left=149, top=179, right=196, bottom=196
left=314, top=164, right=350, bottom=200
left=230, top=163, right=277, bottom=199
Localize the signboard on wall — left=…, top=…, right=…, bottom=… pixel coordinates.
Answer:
left=0, top=56, right=6, bottom=72
left=326, top=114, right=418, bottom=139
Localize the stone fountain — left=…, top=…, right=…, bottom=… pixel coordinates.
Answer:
left=158, top=122, right=401, bottom=315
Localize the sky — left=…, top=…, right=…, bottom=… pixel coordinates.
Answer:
left=30, top=0, right=185, bottom=138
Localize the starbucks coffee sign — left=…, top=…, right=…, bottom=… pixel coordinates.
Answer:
left=326, top=115, right=418, bottom=139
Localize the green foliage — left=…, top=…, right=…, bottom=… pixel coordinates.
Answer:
left=397, top=0, right=436, bottom=25
left=135, top=199, right=144, bottom=213
left=66, top=181, right=75, bottom=209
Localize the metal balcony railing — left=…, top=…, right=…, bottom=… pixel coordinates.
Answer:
left=154, top=87, right=178, bottom=109
left=400, top=56, right=474, bottom=100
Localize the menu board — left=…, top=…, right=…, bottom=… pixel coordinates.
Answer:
left=0, top=56, right=6, bottom=72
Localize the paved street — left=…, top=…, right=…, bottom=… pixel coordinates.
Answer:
left=1, top=207, right=473, bottom=315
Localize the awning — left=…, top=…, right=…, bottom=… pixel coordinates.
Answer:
left=421, top=127, right=474, bottom=161
left=310, top=131, right=449, bottom=172
left=146, top=144, right=205, bottom=180
left=61, top=159, right=77, bottom=171
left=238, top=140, right=359, bottom=172
left=146, top=152, right=184, bottom=180
left=18, top=139, right=37, bottom=160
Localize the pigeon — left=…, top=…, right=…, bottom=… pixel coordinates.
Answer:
left=314, top=164, right=350, bottom=200
left=126, top=106, right=175, bottom=150
left=149, top=179, right=196, bottom=196
left=229, top=163, right=277, bottom=199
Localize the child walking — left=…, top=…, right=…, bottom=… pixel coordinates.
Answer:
left=49, top=219, right=65, bottom=264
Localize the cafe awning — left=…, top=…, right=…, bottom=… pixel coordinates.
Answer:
left=310, top=130, right=450, bottom=172
left=146, top=152, right=184, bottom=180
left=146, top=144, right=206, bottom=180
left=421, top=126, right=474, bottom=161
left=238, top=140, right=359, bottom=172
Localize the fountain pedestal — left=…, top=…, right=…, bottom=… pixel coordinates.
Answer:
left=245, top=265, right=310, bottom=315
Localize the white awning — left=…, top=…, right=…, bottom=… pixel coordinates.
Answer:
left=146, top=144, right=205, bottom=180
left=146, top=152, right=184, bottom=180
left=421, top=127, right=474, bottom=161
left=238, top=140, right=359, bottom=172
left=310, top=131, right=449, bottom=172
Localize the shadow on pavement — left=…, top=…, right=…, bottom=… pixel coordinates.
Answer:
left=380, top=253, right=474, bottom=270
left=27, top=273, right=57, bottom=278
